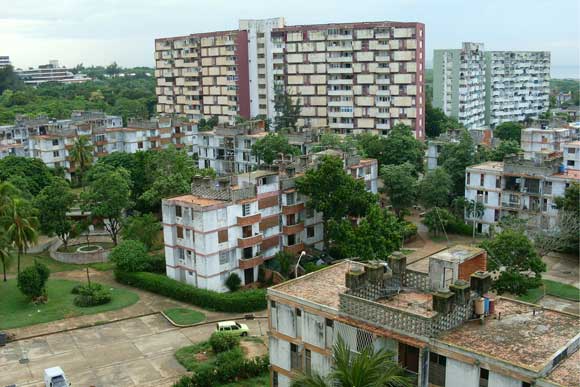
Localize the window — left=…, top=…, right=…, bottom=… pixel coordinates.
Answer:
left=53, top=151, right=59, bottom=158
left=272, top=371, right=279, bottom=387
left=218, top=229, right=228, bottom=243
left=305, top=349, right=312, bottom=375
left=466, top=173, right=471, bottom=185
left=175, top=206, right=182, bottom=218
left=176, top=226, right=184, bottom=239
left=306, top=208, right=314, bottom=218
left=270, top=300, right=276, bottom=308
left=307, top=226, right=315, bottom=238
left=479, top=368, right=489, bottom=387
left=242, top=203, right=251, bottom=216
left=287, top=234, right=296, bottom=246
left=290, top=343, right=302, bottom=370
left=325, top=318, right=333, bottom=328
left=138, top=141, right=143, bottom=149
left=428, top=352, right=447, bottom=386
left=219, top=250, right=229, bottom=265
left=52, top=139, right=59, bottom=146
left=480, top=174, right=485, bottom=186
left=496, top=176, right=501, bottom=188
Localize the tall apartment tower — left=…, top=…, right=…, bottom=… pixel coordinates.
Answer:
left=0, top=56, right=10, bottom=69
left=155, top=18, right=426, bottom=138
left=433, top=42, right=486, bottom=129
left=433, top=42, right=550, bottom=128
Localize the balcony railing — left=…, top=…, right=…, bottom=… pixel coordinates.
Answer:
left=238, top=233, right=263, bottom=249
left=282, top=202, right=305, bottom=215
left=283, top=222, right=305, bottom=235
left=239, top=255, right=263, bottom=270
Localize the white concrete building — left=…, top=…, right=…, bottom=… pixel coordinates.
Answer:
left=0, top=56, right=11, bottom=69
left=521, top=127, right=574, bottom=159
left=563, top=141, right=580, bottom=169
left=267, top=251, right=579, bottom=387
left=16, top=60, right=91, bottom=85
left=464, top=153, right=579, bottom=234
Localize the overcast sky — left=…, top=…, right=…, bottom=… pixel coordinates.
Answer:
left=1, top=0, right=578, bottom=77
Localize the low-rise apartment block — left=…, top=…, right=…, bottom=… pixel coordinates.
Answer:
left=267, top=247, right=579, bottom=386
left=521, top=127, right=575, bottom=159
left=155, top=18, right=426, bottom=138
left=162, top=152, right=378, bottom=292
left=464, top=153, right=579, bottom=234
left=16, top=60, right=91, bottom=85
left=433, top=43, right=550, bottom=128
left=563, top=141, right=580, bottom=169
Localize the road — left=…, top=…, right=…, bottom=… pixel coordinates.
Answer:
left=0, top=314, right=267, bottom=387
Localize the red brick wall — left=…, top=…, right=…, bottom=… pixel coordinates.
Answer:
left=458, top=251, right=487, bottom=281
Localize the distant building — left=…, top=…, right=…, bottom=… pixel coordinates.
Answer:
left=155, top=18, right=426, bottom=137
left=434, top=43, right=550, bottom=128
left=0, top=56, right=10, bottom=69
left=16, top=60, right=91, bottom=85
left=563, top=141, right=580, bottom=169
left=267, top=249, right=580, bottom=387
left=426, top=127, right=496, bottom=171
left=521, top=127, right=575, bottom=159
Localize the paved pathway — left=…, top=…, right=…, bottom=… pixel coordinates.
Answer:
left=0, top=314, right=268, bottom=387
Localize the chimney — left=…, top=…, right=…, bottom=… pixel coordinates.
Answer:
left=387, top=252, right=407, bottom=276
left=470, top=271, right=492, bottom=296
left=449, top=280, right=470, bottom=305
left=345, top=266, right=366, bottom=290
left=432, top=289, right=455, bottom=314
left=365, top=263, right=384, bottom=285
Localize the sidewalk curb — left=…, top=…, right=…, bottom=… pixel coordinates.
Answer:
left=160, top=310, right=268, bottom=328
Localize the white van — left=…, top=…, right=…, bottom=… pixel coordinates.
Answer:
left=43, top=367, right=70, bottom=387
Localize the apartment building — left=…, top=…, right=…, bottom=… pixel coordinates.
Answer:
left=464, top=152, right=579, bottom=234
left=521, top=127, right=575, bottom=159
left=563, top=141, right=580, bottom=169
left=195, top=120, right=321, bottom=174
left=426, top=128, right=495, bottom=171
left=162, top=152, right=378, bottom=292
left=433, top=43, right=550, bottom=128
left=155, top=18, right=426, bottom=138
left=0, top=56, right=11, bottom=69
left=16, top=60, right=91, bottom=85
left=433, top=42, right=486, bottom=129
left=267, top=248, right=580, bottom=387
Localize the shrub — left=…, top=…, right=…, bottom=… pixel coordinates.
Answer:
left=447, top=218, right=473, bottom=236
left=209, top=331, right=239, bottom=354
left=109, top=240, right=149, bottom=272
left=17, top=262, right=50, bottom=301
left=73, top=283, right=112, bottom=307
left=181, top=354, right=269, bottom=386
left=147, top=254, right=166, bottom=274
left=71, top=284, right=83, bottom=294
left=493, top=271, right=543, bottom=296
left=115, top=271, right=266, bottom=313
left=402, top=221, right=418, bottom=240
left=225, top=273, right=241, bottom=292
left=304, top=262, right=327, bottom=273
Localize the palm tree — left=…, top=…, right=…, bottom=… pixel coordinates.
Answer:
left=0, top=235, right=12, bottom=282
left=292, top=336, right=414, bottom=387
left=5, top=198, right=38, bottom=274
left=0, top=181, right=18, bottom=216
left=69, top=135, right=94, bottom=186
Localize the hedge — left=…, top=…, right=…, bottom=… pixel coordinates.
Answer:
left=115, top=271, right=266, bottom=313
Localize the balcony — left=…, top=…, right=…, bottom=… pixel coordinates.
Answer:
left=237, top=213, right=261, bottom=227
left=283, top=221, right=305, bottom=235
left=238, top=233, right=263, bottom=249
left=501, top=201, right=521, bottom=209
left=284, top=243, right=305, bottom=255
left=239, top=255, right=263, bottom=270
left=282, top=202, right=305, bottom=215
left=261, top=235, right=280, bottom=250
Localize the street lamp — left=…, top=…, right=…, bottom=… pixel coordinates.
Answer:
left=295, top=251, right=306, bottom=279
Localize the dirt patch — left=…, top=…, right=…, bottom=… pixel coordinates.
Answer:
left=240, top=339, right=268, bottom=358
left=194, top=352, right=209, bottom=362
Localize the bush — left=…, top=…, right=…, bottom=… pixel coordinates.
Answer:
left=447, top=218, right=473, bottom=236
left=493, top=271, right=543, bottom=296
left=109, top=240, right=149, bottom=272
left=17, top=262, right=50, bottom=301
left=209, top=331, right=239, bottom=354
left=225, top=273, right=241, bottom=292
left=115, top=271, right=266, bottom=313
left=402, top=221, right=418, bottom=240
left=73, top=283, right=112, bottom=307
left=71, top=284, right=83, bottom=294
left=147, top=254, right=166, bottom=274
left=180, top=354, right=269, bottom=387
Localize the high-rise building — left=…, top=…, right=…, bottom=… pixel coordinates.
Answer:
left=155, top=18, right=426, bottom=138
left=433, top=43, right=550, bottom=128
left=0, top=56, right=11, bottom=69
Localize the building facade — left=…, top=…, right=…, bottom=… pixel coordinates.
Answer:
left=433, top=42, right=486, bottom=129
left=155, top=18, right=426, bottom=138
left=267, top=249, right=580, bottom=387
left=433, top=43, right=550, bottom=128
left=464, top=153, right=579, bottom=234
left=16, top=60, right=91, bottom=85
left=0, top=56, right=11, bottom=69
left=521, top=127, right=575, bottom=159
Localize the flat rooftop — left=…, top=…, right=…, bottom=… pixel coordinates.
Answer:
left=429, top=245, right=484, bottom=264
left=552, top=169, right=580, bottom=180
left=545, top=349, right=580, bottom=387
left=166, top=194, right=225, bottom=207
left=237, top=170, right=278, bottom=180
left=467, top=161, right=504, bottom=172
left=439, top=299, right=580, bottom=372
left=376, top=291, right=436, bottom=318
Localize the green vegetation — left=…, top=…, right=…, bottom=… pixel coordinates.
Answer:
left=517, top=280, right=580, bottom=303
left=251, top=132, right=299, bottom=164
left=115, top=271, right=266, bottom=313
left=550, top=78, right=580, bottom=107
left=164, top=308, right=206, bottom=325
left=5, top=253, right=114, bottom=275
left=0, top=65, right=155, bottom=125
left=273, top=84, right=301, bottom=130
left=219, top=375, right=269, bottom=387
left=17, top=261, right=50, bottom=301
left=0, top=279, right=138, bottom=329
left=380, top=162, right=417, bottom=218
left=122, top=213, right=162, bottom=250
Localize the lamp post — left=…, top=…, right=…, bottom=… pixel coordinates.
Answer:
left=295, top=251, right=306, bottom=279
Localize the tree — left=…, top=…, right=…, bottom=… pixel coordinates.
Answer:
left=418, top=168, right=452, bottom=209
left=0, top=235, right=11, bottom=282
left=109, top=240, right=149, bottom=272
left=464, top=199, right=485, bottom=240
left=380, top=163, right=417, bottom=218
left=252, top=133, right=299, bottom=165
left=0, top=181, right=18, bottom=216
left=17, top=261, right=50, bottom=301
left=329, top=205, right=402, bottom=261
left=292, top=336, right=413, bottom=387
left=422, top=207, right=454, bottom=236
left=555, top=182, right=580, bottom=217
left=5, top=198, right=38, bottom=274
left=70, top=135, right=94, bottom=185
left=296, top=156, right=376, bottom=247
left=198, top=115, right=219, bottom=131
left=225, top=273, right=242, bottom=292
left=494, top=122, right=523, bottom=144
left=439, top=130, right=476, bottom=198
left=34, top=178, right=76, bottom=249
left=122, top=213, right=162, bottom=250
left=480, top=230, right=546, bottom=295
left=274, top=84, right=301, bottom=130
left=425, top=99, right=461, bottom=138
left=0, top=65, right=24, bottom=94
left=82, top=168, right=132, bottom=245
left=0, top=156, right=54, bottom=195
left=489, top=140, right=521, bottom=161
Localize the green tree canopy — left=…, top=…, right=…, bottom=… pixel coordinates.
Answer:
left=425, top=98, right=462, bottom=138
left=494, top=122, right=523, bottom=144
left=252, top=133, right=299, bottom=164
left=418, top=168, right=452, bottom=209
left=489, top=140, right=521, bottom=162
left=34, top=178, right=76, bottom=248
left=0, top=65, right=24, bottom=94
left=380, top=163, right=417, bottom=218
left=0, top=156, right=54, bottom=195
left=274, top=84, right=301, bottom=130
left=109, top=239, right=149, bottom=272
left=122, top=213, right=161, bottom=250
left=439, top=130, right=477, bottom=198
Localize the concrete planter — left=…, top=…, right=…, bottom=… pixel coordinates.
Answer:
left=50, top=235, right=113, bottom=264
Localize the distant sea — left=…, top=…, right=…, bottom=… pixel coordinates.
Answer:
left=550, top=65, right=579, bottom=80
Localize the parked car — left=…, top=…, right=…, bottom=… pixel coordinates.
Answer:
left=44, top=367, right=70, bottom=387
left=215, top=321, right=249, bottom=336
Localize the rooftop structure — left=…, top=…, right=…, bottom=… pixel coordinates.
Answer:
left=268, top=249, right=580, bottom=387
left=155, top=18, right=426, bottom=138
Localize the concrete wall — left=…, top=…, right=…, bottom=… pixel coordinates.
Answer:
left=445, top=358, right=479, bottom=387
left=49, top=235, right=112, bottom=264
left=489, top=371, right=522, bottom=387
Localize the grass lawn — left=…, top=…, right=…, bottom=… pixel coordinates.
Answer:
left=219, top=374, right=269, bottom=387
left=517, top=280, right=580, bottom=304
left=164, top=307, right=206, bottom=325
left=5, top=253, right=115, bottom=275
left=0, top=279, right=139, bottom=330
left=175, top=341, right=214, bottom=372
